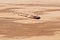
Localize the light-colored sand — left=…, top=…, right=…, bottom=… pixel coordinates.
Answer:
left=0, top=11, right=60, bottom=24
left=0, top=5, right=60, bottom=24
left=13, top=11, right=60, bottom=24
left=0, top=3, right=60, bottom=40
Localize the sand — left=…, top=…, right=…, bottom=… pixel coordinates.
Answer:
left=0, top=3, right=60, bottom=40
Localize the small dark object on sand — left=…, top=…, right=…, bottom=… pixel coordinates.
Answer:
left=33, top=16, right=40, bottom=19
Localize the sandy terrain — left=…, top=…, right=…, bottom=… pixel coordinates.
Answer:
left=0, top=3, right=60, bottom=40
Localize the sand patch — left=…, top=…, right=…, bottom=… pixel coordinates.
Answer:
left=12, top=11, right=60, bottom=24
left=13, top=19, right=45, bottom=24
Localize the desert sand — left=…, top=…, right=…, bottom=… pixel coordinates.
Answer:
left=0, top=3, right=60, bottom=40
